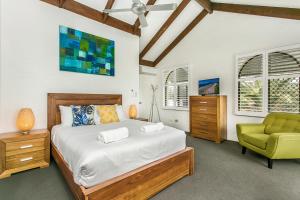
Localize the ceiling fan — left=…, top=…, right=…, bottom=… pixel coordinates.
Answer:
left=103, top=0, right=177, bottom=28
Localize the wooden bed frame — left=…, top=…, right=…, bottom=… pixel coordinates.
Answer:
left=48, top=93, right=194, bottom=200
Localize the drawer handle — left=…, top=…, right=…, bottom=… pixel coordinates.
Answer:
left=199, top=102, right=207, bottom=104
left=199, top=109, right=207, bottom=111
left=20, top=144, right=33, bottom=149
left=20, top=157, right=33, bottom=162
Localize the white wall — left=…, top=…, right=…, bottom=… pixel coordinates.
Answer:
left=0, top=0, right=139, bottom=133
left=141, top=11, right=300, bottom=141
left=139, top=73, right=157, bottom=120
left=0, top=0, right=3, bottom=133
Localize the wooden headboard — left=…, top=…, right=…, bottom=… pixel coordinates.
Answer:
left=47, top=93, right=122, bottom=130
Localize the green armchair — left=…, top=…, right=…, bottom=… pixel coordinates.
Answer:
left=237, top=112, right=300, bottom=169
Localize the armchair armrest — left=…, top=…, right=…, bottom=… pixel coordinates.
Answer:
left=266, top=133, right=300, bottom=159
left=236, top=123, right=265, bottom=135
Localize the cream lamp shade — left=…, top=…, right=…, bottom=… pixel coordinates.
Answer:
left=128, top=104, right=137, bottom=119
left=16, top=108, right=35, bottom=134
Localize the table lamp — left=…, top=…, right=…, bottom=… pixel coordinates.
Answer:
left=128, top=104, right=137, bottom=119
left=16, top=108, right=35, bottom=134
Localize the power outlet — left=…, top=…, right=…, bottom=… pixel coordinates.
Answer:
left=169, top=119, right=179, bottom=123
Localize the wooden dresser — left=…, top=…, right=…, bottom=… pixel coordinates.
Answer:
left=0, top=129, right=50, bottom=179
left=190, top=96, right=227, bottom=143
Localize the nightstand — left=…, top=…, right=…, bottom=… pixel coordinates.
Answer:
left=0, top=129, right=50, bottom=179
left=135, top=118, right=149, bottom=122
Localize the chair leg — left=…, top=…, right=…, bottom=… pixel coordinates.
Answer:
left=268, top=158, right=273, bottom=169
left=242, top=146, right=247, bottom=154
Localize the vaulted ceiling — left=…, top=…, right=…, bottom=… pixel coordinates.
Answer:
left=41, top=0, right=300, bottom=67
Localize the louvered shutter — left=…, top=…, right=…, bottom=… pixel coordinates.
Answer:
left=163, top=67, right=189, bottom=109
left=268, top=48, right=300, bottom=113
left=237, top=54, right=264, bottom=113
left=176, top=67, right=189, bottom=108
left=164, top=71, right=176, bottom=107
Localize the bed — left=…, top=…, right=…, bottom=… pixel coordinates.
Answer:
left=48, top=93, right=194, bottom=200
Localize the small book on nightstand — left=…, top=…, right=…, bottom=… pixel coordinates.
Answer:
left=0, top=129, right=50, bottom=179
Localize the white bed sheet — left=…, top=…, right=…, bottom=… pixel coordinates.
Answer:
left=51, top=120, right=186, bottom=188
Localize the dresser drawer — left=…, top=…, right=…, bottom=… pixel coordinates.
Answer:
left=191, top=106, right=217, bottom=115
left=191, top=121, right=217, bottom=133
left=191, top=113, right=217, bottom=123
left=191, top=129, right=217, bottom=141
left=6, top=150, right=45, bottom=170
left=6, top=138, right=45, bottom=156
left=190, top=97, right=217, bottom=107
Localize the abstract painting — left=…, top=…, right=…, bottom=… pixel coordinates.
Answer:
left=59, top=25, right=115, bottom=76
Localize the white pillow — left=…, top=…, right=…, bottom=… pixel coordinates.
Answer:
left=116, top=105, right=128, bottom=121
left=59, top=106, right=73, bottom=127
left=93, top=105, right=101, bottom=125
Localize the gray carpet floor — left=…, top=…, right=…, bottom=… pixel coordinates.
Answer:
left=0, top=136, right=299, bottom=200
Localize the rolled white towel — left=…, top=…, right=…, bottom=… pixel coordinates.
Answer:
left=140, top=122, right=164, bottom=133
left=97, top=127, right=129, bottom=143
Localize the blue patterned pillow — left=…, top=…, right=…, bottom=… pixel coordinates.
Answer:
left=72, top=105, right=96, bottom=127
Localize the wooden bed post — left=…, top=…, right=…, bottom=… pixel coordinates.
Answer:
left=189, top=147, right=195, bottom=175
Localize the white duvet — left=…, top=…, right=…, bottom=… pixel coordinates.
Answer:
left=51, top=120, right=186, bottom=188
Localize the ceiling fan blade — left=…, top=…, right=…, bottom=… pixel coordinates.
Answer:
left=146, top=3, right=177, bottom=11
left=138, top=14, right=148, bottom=27
left=103, top=8, right=132, bottom=13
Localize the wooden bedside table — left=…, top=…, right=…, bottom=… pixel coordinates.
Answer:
left=0, top=129, right=50, bottom=179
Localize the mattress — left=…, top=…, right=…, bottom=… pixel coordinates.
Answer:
left=51, top=120, right=186, bottom=188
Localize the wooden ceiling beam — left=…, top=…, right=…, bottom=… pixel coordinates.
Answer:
left=139, top=59, right=155, bottom=67
left=140, top=0, right=190, bottom=59
left=103, top=0, right=115, bottom=22
left=195, top=0, right=213, bottom=13
left=41, top=0, right=141, bottom=36
left=212, top=3, right=300, bottom=20
left=133, top=0, right=157, bottom=34
left=154, top=10, right=208, bottom=66
left=58, top=0, right=66, bottom=8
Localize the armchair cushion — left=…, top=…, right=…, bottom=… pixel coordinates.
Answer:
left=243, top=133, right=269, bottom=150
left=263, top=112, right=300, bottom=134
left=236, top=123, right=265, bottom=135
left=266, top=133, right=300, bottom=158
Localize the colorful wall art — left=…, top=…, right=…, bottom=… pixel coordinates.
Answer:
left=59, top=25, right=115, bottom=76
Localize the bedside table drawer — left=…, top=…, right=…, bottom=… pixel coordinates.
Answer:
left=6, top=138, right=45, bottom=156
left=6, top=150, right=45, bottom=170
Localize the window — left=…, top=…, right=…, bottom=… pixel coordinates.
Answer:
left=236, top=45, right=300, bottom=116
left=163, top=66, right=189, bottom=110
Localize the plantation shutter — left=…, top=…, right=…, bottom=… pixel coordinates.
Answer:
left=176, top=67, right=189, bottom=108
left=268, top=48, right=300, bottom=113
left=163, top=66, right=189, bottom=109
left=164, top=71, right=176, bottom=107
left=237, top=54, right=264, bottom=113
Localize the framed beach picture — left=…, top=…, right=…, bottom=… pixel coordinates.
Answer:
left=59, top=25, right=115, bottom=76
left=198, top=78, right=220, bottom=96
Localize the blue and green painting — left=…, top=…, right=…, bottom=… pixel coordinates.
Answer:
left=59, top=25, right=115, bottom=76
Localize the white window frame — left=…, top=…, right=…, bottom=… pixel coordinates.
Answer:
left=235, top=44, right=300, bottom=117
left=162, top=65, right=190, bottom=111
